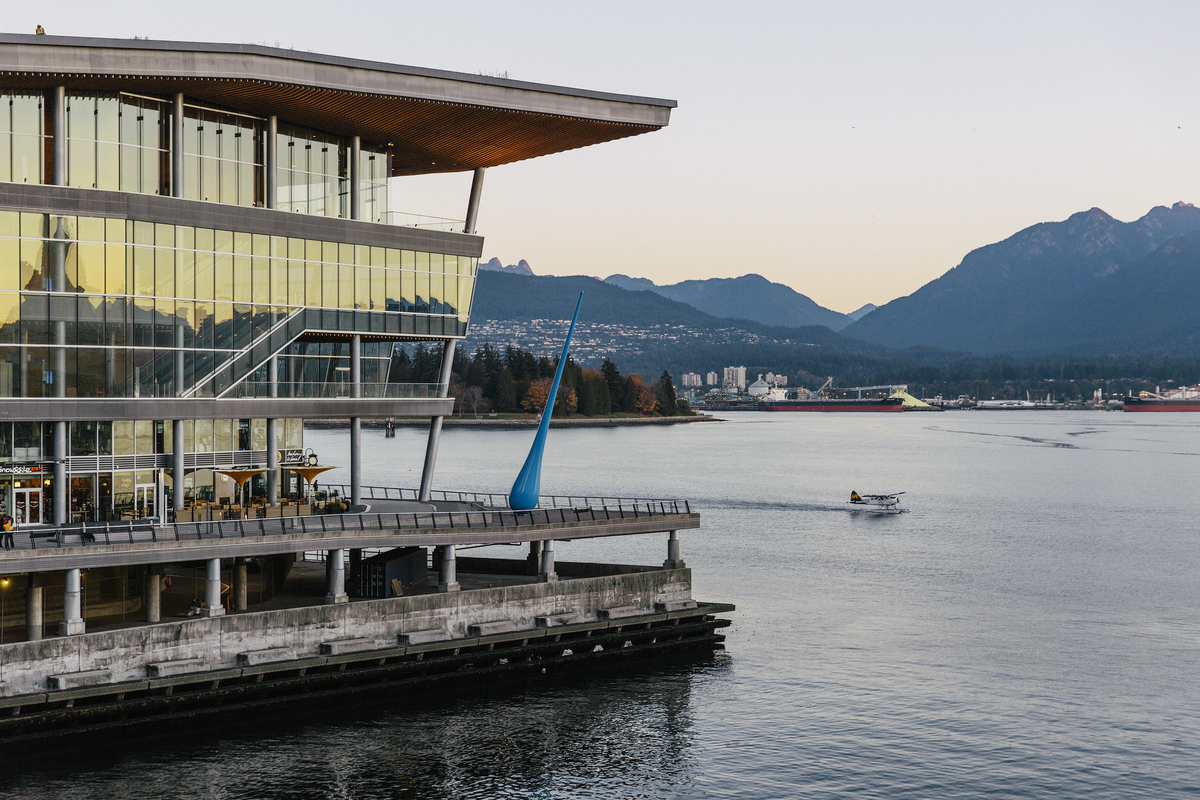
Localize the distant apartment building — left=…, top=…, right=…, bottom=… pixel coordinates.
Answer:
left=766, top=373, right=788, bottom=386
left=706, top=371, right=719, bottom=386
left=723, top=366, right=746, bottom=391
left=681, top=373, right=702, bottom=388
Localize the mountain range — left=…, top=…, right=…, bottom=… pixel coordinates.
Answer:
left=843, top=202, right=1200, bottom=355
left=478, top=257, right=535, bottom=276
left=603, top=273, right=855, bottom=331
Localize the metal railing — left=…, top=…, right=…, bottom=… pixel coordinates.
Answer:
left=16, top=499, right=693, bottom=551
left=380, top=211, right=465, bottom=232
left=223, top=382, right=448, bottom=400
left=324, top=484, right=690, bottom=510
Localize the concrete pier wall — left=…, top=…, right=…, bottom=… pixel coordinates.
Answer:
left=0, top=568, right=691, bottom=698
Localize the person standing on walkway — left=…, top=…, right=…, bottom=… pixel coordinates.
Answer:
left=2, top=516, right=15, bottom=550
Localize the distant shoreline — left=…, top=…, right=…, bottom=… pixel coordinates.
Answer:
left=305, top=414, right=720, bottom=430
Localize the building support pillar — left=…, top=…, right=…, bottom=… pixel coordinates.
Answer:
left=464, top=167, right=486, bottom=234
left=526, top=540, right=542, bottom=576
left=325, top=549, right=348, bottom=604
left=350, top=135, right=361, bottom=221
left=539, top=540, right=557, bottom=583
left=663, top=531, right=685, bottom=570
left=50, top=92, right=69, bottom=528
left=200, top=558, right=225, bottom=617
left=52, top=86, right=66, bottom=185
left=266, top=115, right=278, bottom=210
left=233, top=557, right=248, bottom=612
left=267, top=355, right=279, bottom=506
left=173, top=419, right=185, bottom=513
left=59, top=568, right=84, bottom=636
left=350, top=336, right=362, bottom=507
left=438, top=545, right=459, bottom=593
left=418, top=341, right=456, bottom=502
left=172, top=93, right=184, bottom=198
left=53, top=422, right=67, bottom=526
left=25, top=574, right=42, bottom=641
left=144, top=565, right=162, bottom=623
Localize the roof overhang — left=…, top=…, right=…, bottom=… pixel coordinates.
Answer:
left=0, top=34, right=675, bottom=176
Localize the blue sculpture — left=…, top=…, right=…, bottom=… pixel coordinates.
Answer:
left=509, top=292, right=583, bottom=511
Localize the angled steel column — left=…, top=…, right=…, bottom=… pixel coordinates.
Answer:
left=350, top=336, right=362, bottom=507
left=266, top=115, right=278, bottom=209
left=418, top=341, right=456, bottom=502
left=172, top=93, right=184, bottom=198
left=464, top=167, right=486, bottom=234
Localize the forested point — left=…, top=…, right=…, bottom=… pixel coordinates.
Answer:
left=389, top=343, right=694, bottom=417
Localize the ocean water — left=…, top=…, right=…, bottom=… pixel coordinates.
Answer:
left=4, top=411, right=1200, bottom=799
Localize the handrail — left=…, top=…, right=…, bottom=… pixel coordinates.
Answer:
left=321, top=484, right=687, bottom=509
left=18, top=500, right=693, bottom=551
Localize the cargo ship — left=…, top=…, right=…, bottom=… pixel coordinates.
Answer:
left=757, top=378, right=906, bottom=412
left=1123, top=386, right=1200, bottom=412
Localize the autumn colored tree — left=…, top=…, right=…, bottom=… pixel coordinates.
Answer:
left=628, top=375, right=658, bottom=414
left=522, top=377, right=577, bottom=415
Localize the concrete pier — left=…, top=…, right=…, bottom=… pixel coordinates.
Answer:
left=325, top=549, right=348, bottom=604
left=200, top=558, right=225, bottom=617
left=664, top=531, right=686, bottom=570
left=539, top=540, right=558, bottom=582
left=144, top=566, right=162, bottom=623
left=438, top=545, right=460, bottom=593
left=233, top=558, right=248, bottom=612
left=25, top=575, right=42, bottom=641
left=59, top=568, right=84, bottom=636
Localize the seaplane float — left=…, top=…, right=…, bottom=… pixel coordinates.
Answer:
left=848, top=491, right=908, bottom=514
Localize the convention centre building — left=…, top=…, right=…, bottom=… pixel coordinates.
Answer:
left=0, top=33, right=674, bottom=526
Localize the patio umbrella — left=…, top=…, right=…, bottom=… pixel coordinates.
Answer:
left=214, top=468, right=269, bottom=508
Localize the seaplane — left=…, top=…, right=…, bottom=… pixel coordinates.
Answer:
left=848, top=491, right=908, bottom=514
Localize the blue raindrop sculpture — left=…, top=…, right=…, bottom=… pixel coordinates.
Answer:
left=509, top=292, right=583, bottom=511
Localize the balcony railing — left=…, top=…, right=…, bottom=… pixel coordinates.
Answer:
left=325, top=484, right=690, bottom=510
left=221, top=382, right=449, bottom=399
left=18, top=500, right=694, bottom=551
left=380, top=211, right=466, bottom=232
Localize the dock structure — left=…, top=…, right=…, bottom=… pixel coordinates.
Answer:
left=0, top=36, right=730, bottom=734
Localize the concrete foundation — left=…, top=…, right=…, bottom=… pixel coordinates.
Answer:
left=0, top=568, right=694, bottom=699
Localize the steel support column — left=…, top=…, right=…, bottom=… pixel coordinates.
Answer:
left=350, top=135, right=361, bottom=221
left=172, top=93, right=184, bottom=198
left=464, top=167, right=486, bottom=234
left=350, top=336, right=362, bottom=507
left=233, top=557, right=248, bottom=611
left=266, top=115, right=278, bottom=209
left=268, top=356, right=279, bottom=506
left=144, top=565, right=162, bottom=623
left=418, top=341, right=456, bottom=502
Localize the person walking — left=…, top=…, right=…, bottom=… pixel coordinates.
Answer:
left=2, top=516, right=15, bottom=550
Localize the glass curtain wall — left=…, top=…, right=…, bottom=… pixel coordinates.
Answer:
left=277, top=124, right=347, bottom=217
left=182, top=104, right=264, bottom=207
left=359, top=147, right=390, bottom=223
left=64, top=92, right=170, bottom=196
left=0, top=92, right=45, bottom=185
left=0, top=210, right=476, bottom=398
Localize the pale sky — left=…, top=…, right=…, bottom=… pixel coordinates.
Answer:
left=9, top=1, right=1200, bottom=313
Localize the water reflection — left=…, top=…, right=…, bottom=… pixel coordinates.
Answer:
left=1, top=653, right=729, bottom=800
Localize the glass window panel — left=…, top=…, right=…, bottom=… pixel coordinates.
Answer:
left=233, top=255, right=251, bottom=303
left=400, top=270, right=414, bottom=313
left=195, top=249, right=214, bottom=301
left=415, top=270, right=429, bottom=314
left=195, top=419, right=213, bottom=452
left=288, top=260, right=304, bottom=306
left=67, top=138, right=96, bottom=189
left=443, top=274, right=457, bottom=316
left=252, top=257, right=268, bottom=305
left=355, top=265, right=369, bottom=309
left=305, top=260, right=320, bottom=306
left=370, top=267, right=384, bottom=310
left=0, top=293, right=18, bottom=343
left=428, top=272, right=442, bottom=315
left=112, top=420, right=134, bottom=455
left=133, top=246, right=153, bottom=296
left=214, top=251, right=232, bottom=302
left=214, top=419, right=232, bottom=452
left=155, top=241, right=173, bottom=298
left=385, top=269, right=399, bottom=312
left=322, top=263, right=337, bottom=309
left=458, top=275, right=474, bottom=322
left=213, top=302, right=233, bottom=349
left=176, top=245, right=195, bottom=299
left=271, top=257, right=287, bottom=305
left=338, top=264, right=354, bottom=309
left=0, top=235, right=18, bottom=293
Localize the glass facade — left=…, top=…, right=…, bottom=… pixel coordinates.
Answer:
left=183, top=103, right=264, bottom=207
left=0, top=92, right=45, bottom=185
left=0, top=210, right=476, bottom=398
left=65, top=92, right=170, bottom=195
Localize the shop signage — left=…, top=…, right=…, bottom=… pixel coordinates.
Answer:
left=279, top=449, right=304, bottom=466
left=0, top=463, right=47, bottom=474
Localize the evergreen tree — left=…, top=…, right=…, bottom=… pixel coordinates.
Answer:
left=654, top=370, right=678, bottom=416
left=388, top=347, right=412, bottom=383
left=495, top=368, right=518, bottom=412
left=601, top=359, right=625, bottom=411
